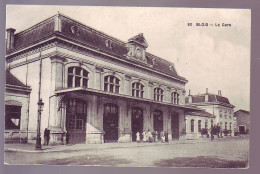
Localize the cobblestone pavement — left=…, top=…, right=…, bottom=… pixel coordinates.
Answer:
left=4, top=137, right=249, bottom=168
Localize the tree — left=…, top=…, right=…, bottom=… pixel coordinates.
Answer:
left=209, top=125, right=221, bottom=140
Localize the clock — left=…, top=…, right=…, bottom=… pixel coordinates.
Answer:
left=136, top=47, right=142, bottom=59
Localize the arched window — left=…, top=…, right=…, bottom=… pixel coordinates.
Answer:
left=104, top=75, right=120, bottom=93
left=225, top=122, right=227, bottom=130
left=68, top=67, right=89, bottom=88
left=205, top=120, right=208, bottom=129
left=171, top=92, right=180, bottom=104
left=154, top=88, right=164, bottom=101
left=198, top=120, right=202, bottom=132
left=191, top=119, right=194, bottom=133
left=132, top=82, right=144, bottom=98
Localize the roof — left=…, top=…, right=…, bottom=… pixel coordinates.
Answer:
left=234, top=110, right=250, bottom=115
left=6, top=70, right=27, bottom=87
left=186, top=110, right=215, bottom=118
left=185, top=93, right=231, bottom=105
left=6, top=13, right=186, bottom=82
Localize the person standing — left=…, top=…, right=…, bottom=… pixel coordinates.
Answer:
left=136, top=131, right=140, bottom=143
left=44, top=128, right=50, bottom=145
left=165, top=131, right=169, bottom=143
left=161, top=131, right=165, bottom=143
left=148, top=130, right=153, bottom=143
left=155, top=131, right=158, bottom=142
left=142, top=131, right=147, bottom=142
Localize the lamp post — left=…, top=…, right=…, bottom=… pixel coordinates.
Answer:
left=35, top=99, right=44, bottom=150
left=35, top=50, right=44, bottom=150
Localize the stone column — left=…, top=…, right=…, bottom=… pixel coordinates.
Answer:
left=148, top=81, right=153, bottom=100
left=94, top=66, right=103, bottom=90
left=124, top=75, right=131, bottom=95
left=48, top=56, right=66, bottom=145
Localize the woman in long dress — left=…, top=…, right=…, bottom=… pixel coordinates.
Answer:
left=136, top=131, right=140, bottom=142
left=161, top=131, right=165, bottom=143
left=142, top=131, right=147, bottom=142
left=155, top=131, right=158, bottom=142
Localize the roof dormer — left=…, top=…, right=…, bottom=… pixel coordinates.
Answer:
left=126, top=33, right=148, bottom=64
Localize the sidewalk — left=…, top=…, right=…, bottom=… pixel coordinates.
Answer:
left=5, top=139, right=211, bottom=153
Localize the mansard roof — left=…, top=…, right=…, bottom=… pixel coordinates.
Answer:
left=185, top=93, right=234, bottom=107
left=6, top=13, right=186, bottom=82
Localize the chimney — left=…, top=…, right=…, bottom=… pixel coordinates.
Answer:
left=218, top=90, right=222, bottom=96
left=6, top=28, right=16, bottom=51
left=205, top=88, right=209, bottom=102
left=188, top=90, right=192, bottom=103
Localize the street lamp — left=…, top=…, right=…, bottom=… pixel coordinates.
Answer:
left=35, top=98, right=44, bottom=150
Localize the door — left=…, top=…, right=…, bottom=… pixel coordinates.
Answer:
left=66, top=99, right=87, bottom=144
left=171, top=112, right=179, bottom=139
left=153, top=110, right=163, bottom=132
left=132, top=107, right=143, bottom=141
left=239, top=126, right=245, bottom=134
left=103, top=103, right=119, bottom=142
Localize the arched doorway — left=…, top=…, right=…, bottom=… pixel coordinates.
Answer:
left=103, top=103, right=119, bottom=142
left=66, top=98, right=87, bottom=144
left=171, top=112, right=179, bottom=139
left=153, top=110, right=163, bottom=132
left=131, top=107, right=143, bottom=141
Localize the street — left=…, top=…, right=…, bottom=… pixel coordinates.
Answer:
left=5, top=138, right=249, bottom=168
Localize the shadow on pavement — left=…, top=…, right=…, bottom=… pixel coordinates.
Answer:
left=153, top=156, right=248, bottom=168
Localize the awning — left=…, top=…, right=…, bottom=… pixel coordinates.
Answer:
left=55, top=87, right=203, bottom=112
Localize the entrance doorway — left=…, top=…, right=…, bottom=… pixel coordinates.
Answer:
left=66, top=98, right=87, bottom=144
left=131, top=107, right=143, bottom=141
left=171, top=112, right=179, bottom=139
left=103, top=103, right=119, bottom=142
left=153, top=110, right=163, bottom=132
left=239, top=126, right=245, bottom=134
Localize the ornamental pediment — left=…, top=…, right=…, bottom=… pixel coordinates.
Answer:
left=126, top=33, right=148, bottom=64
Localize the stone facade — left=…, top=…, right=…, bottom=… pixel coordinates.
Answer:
left=5, top=13, right=200, bottom=145
left=185, top=90, right=235, bottom=136
left=185, top=110, right=215, bottom=139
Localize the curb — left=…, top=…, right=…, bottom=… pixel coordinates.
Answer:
left=4, top=139, right=212, bottom=153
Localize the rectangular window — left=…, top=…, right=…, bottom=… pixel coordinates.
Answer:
left=115, top=86, right=119, bottom=94
left=83, top=79, right=88, bottom=87
left=75, top=76, right=81, bottom=87
left=68, top=75, right=73, bottom=88
left=5, top=105, right=21, bottom=130
left=109, top=84, right=114, bottom=92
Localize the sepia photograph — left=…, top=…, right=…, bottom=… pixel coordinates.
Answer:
left=4, top=5, right=250, bottom=168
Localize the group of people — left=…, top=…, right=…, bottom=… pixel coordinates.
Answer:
left=136, top=130, right=169, bottom=143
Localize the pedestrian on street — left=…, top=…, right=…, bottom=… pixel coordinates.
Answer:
left=148, top=130, right=153, bottom=143
left=136, top=131, right=140, bottom=143
left=165, top=131, right=169, bottom=143
left=155, top=131, right=158, bottom=142
left=44, top=128, right=50, bottom=145
left=142, top=131, right=147, bottom=142
left=161, top=131, right=165, bottom=143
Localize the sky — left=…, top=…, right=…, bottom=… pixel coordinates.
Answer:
left=6, top=5, right=251, bottom=111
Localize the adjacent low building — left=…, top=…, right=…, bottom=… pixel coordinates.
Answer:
left=5, top=13, right=201, bottom=145
left=234, top=110, right=250, bottom=134
left=185, top=89, right=235, bottom=136
left=5, top=70, right=31, bottom=143
left=185, top=110, right=215, bottom=139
